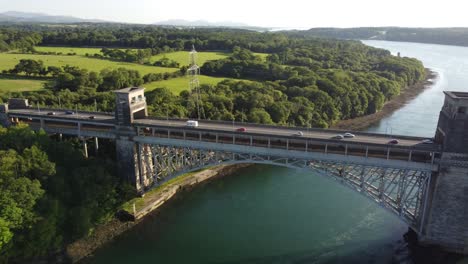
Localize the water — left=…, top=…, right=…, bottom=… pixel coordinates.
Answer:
left=89, top=41, right=468, bottom=263
left=362, top=40, right=468, bottom=137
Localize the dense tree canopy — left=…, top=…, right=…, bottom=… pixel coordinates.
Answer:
left=0, top=125, right=132, bottom=262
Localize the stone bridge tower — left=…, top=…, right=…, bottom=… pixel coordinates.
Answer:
left=114, top=87, right=148, bottom=191
left=421, top=91, right=468, bottom=254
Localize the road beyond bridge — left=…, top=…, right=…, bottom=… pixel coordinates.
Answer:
left=1, top=87, right=467, bottom=254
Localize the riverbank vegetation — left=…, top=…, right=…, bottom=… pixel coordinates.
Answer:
left=0, top=125, right=132, bottom=263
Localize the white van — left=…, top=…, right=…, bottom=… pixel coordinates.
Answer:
left=186, top=120, right=199, bottom=127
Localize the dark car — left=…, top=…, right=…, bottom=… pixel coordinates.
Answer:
left=388, top=139, right=399, bottom=144
left=47, top=112, right=56, bottom=116
left=65, top=110, right=75, bottom=115
left=88, top=116, right=96, bottom=120
left=332, top=134, right=344, bottom=140
left=236, top=127, right=247, bottom=132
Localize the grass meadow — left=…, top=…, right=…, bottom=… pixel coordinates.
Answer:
left=144, top=75, right=231, bottom=94
left=0, top=77, right=47, bottom=94
left=150, top=51, right=229, bottom=66
left=34, top=46, right=105, bottom=56
left=0, top=53, right=178, bottom=76
left=0, top=48, right=240, bottom=94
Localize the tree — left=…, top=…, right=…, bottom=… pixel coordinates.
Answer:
left=98, top=68, right=143, bottom=92
left=12, top=59, right=45, bottom=76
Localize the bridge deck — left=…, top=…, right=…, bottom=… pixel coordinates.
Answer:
left=134, top=118, right=440, bottom=151
left=7, top=108, right=440, bottom=153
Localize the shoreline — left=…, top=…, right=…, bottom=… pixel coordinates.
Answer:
left=67, top=164, right=252, bottom=263
left=331, top=68, right=436, bottom=131
left=66, top=68, right=438, bottom=263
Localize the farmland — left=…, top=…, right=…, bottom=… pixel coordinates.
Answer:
left=34, top=46, right=105, bottom=56
left=150, top=51, right=229, bottom=66
left=145, top=75, right=232, bottom=94
left=0, top=48, right=236, bottom=94
left=0, top=77, right=47, bottom=94
left=0, top=53, right=176, bottom=75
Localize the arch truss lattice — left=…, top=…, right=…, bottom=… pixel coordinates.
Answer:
left=136, top=143, right=432, bottom=232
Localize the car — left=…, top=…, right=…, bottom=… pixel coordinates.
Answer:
left=47, top=112, right=56, bottom=116
left=343, top=132, right=355, bottom=138
left=185, top=120, right=199, bottom=127
left=65, top=110, right=75, bottom=115
left=88, top=115, right=96, bottom=120
left=293, top=131, right=304, bottom=137
left=236, top=127, right=247, bottom=132
left=421, top=139, right=434, bottom=144
left=332, top=134, right=344, bottom=140
left=388, top=139, right=399, bottom=144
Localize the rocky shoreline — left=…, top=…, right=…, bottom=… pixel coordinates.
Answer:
left=67, top=164, right=252, bottom=263
left=332, top=69, right=436, bottom=131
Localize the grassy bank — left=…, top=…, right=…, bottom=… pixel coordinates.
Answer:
left=121, top=170, right=203, bottom=213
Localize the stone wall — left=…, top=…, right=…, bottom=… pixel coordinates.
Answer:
left=422, top=158, right=468, bottom=254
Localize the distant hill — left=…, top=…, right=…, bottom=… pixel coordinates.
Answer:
left=0, top=11, right=109, bottom=23
left=287, top=27, right=468, bottom=47
left=154, top=19, right=270, bottom=31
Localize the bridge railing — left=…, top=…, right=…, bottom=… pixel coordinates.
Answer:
left=8, top=106, right=114, bottom=116
left=135, top=122, right=441, bottom=153
left=139, top=116, right=433, bottom=141
left=135, top=126, right=440, bottom=165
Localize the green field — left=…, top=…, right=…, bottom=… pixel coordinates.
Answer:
left=0, top=77, right=47, bottom=93
left=0, top=53, right=177, bottom=76
left=150, top=51, right=229, bottom=66
left=253, top=52, right=269, bottom=61
left=145, top=75, right=231, bottom=94
left=35, top=46, right=105, bottom=56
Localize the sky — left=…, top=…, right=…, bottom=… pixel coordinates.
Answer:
left=0, top=0, right=468, bottom=28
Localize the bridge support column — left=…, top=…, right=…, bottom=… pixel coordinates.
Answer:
left=82, top=139, right=88, bottom=158
left=94, top=137, right=99, bottom=154
left=116, top=137, right=142, bottom=192
left=420, top=154, right=468, bottom=254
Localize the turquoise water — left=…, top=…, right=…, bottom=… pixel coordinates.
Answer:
left=89, top=41, right=468, bottom=263
left=90, top=166, right=405, bottom=264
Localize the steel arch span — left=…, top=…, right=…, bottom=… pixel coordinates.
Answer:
left=136, top=143, right=432, bottom=233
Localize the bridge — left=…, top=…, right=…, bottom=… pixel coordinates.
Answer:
left=1, top=87, right=467, bottom=254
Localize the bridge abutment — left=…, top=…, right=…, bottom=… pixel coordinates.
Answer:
left=116, top=136, right=142, bottom=191
left=422, top=91, right=468, bottom=254
left=420, top=156, right=468, bottom=254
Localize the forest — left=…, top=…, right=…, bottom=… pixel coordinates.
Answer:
left=0, top=23, right=427, bottom=262
left=0, top=125, right=133, bottom=263
left=291, top=27, right=468, bottom=47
